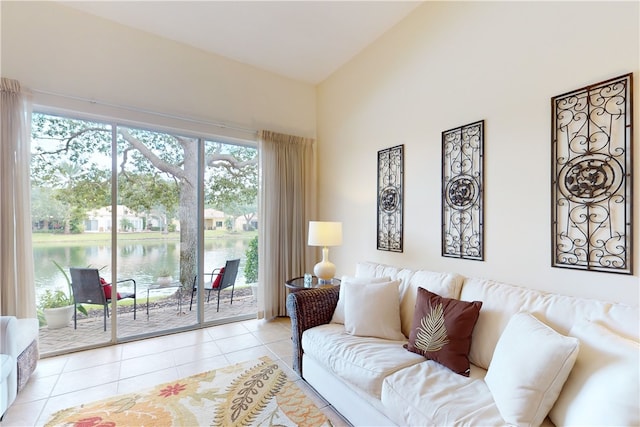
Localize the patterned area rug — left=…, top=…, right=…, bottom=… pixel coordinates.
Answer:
left=45, top=356, right=331, bottom=426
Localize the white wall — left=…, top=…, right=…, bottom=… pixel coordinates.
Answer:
left=1, top=1, right=316, bottom=139
left=317, top=1, right=640, bottom=304
left=3, top=1, right=638, bottom=304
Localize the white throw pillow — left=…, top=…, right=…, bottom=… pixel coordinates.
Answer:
left=331, top=275, right=391, bottom=324
left=549, top=319, right=640, bottom=426
left=343, top=279, right=405, bottom=341
left=485, top=312, right=579, bottom=427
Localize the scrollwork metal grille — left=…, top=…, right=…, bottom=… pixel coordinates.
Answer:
left=551, top=73, right=633, bottom=274
left=377, top=145, right=403, bottom=252
left=442, top=120, right=484, bottom=260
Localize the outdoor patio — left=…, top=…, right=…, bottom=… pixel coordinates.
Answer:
left=38, top=287, right=259, bottom=356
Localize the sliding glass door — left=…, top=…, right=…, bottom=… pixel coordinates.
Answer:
left=115, top=125, right=199, bottom=339
left=31, top=113, right=114, bottom=352
left=201, top=139, right=258, bottom=324
left=31, top=111, right=258, bottom=356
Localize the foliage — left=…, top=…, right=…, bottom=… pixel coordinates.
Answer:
left=69, top=205, right=86, bottom=234
left=206, top=146, right=258, bottom=229
left=118, top=173, right=178, bottom=216
left=120, top=217, right=134, bottom=231
left=244, top=235, right=258, bottom=283
left=51, top=260, right=87, bottom=315
left=38, top=289, right=72, bottom=309
left=31, top=186, right=67, bottom=231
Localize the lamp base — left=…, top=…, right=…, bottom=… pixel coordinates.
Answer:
left=313, top=260, right=336, bottom=283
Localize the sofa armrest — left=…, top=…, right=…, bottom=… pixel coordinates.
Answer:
left=1, top=316, right=18, bottom=418
left=0, top=317, right=17, bottom=359
left=286, top=286, right=340, bottom=376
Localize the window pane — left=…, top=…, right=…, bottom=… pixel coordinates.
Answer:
left=31, top=112, right=113, bottom=352
left=115, top=125, right=197, bottom=336
left=202, top=140, right=258, bottom=322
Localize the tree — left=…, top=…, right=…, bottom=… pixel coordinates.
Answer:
left=44, top=161, right=110, bottom=234
left=244, top=235, right=258, bottom=283
left=118, top=173, right=178, bottom=233
left=119, top=218, right=134, bottom=232
left=31, top=113, right=257, bottom=286
left=207, top=146, right=258, bottom=230
left=31, top=186, right=67, bottom=231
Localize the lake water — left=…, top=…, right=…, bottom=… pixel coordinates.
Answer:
left=34, top=238, right=250, bottom=302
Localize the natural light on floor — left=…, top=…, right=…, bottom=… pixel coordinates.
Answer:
left=2, top=317, right=349, bottom=426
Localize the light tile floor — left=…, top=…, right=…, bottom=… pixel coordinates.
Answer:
left=1, top=317, right=351, bottom=427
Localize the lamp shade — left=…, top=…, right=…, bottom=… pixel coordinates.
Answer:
left=308, top=221, right=342, bottom=247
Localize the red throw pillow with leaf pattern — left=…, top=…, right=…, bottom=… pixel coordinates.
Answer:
left=405, top=287, right=482, bottom=376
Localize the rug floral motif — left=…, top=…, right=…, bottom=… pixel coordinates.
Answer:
left=45, top=356, right=332, bottom=427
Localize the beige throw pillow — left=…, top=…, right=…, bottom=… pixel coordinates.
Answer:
left=331, top=275, right=391, bottom=324
left=343, top=279, right=405, bottom=341
left=485, top=312, right=579, bottom=427
left=549, top=319, right=639, bottom=427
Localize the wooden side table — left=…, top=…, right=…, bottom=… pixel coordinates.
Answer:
left=285, top=276, right=341, bottom=292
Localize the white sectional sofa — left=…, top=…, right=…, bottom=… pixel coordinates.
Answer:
left=1, top=317, right=17, bottom=420
left=0, top=316, right=38, bottom=419
left=286, top=261, right=640, bottom=426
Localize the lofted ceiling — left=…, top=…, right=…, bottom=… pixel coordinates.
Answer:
left=60, top=1, right=423, bottom=85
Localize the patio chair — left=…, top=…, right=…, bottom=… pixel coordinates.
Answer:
left=189, top=258, right=240, bottom=312
left=69, top=268, right=137, bottom=331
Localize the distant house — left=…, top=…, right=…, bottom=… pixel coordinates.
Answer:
left=85, top=205, right=144, bottom=232
left=204, top=209, right=226, bottom=230
left=236, top=215, right=258, bottom=231
left=85, top=206, right=255, bottom=233
left=205, top=209, right=257, bottom=231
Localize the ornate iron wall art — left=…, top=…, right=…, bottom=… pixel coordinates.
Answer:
left=552, top=73, right=633, bottom=274
left=377, top=144, right=404, bottom=252
left=441, top=120, right=484, bottom=260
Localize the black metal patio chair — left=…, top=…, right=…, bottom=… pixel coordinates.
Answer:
left=189, top=258, right=240, bottom=312
left=69, top=268, right=137, bottom=331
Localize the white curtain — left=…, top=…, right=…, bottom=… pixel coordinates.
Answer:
left=0, top=77, right=36, bottom=318
left=258, top=130, right=316, bottom=318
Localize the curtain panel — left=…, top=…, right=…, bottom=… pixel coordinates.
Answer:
left=0, top=77, right=36, bottom=318
left=258, top=130, right=317, bottom=318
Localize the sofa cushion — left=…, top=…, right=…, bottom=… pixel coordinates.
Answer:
left=460, top=277, right=639, bottom=371
left=301, top=323, right=423, bottom=398
left=344, top=279, right=404, bottom=340
left=405, top=288, right=482, bottom=376
left=549, top=319, right=640, bottom=427
left=330, top=275, right=391, bottom=324
left=381, top=361, right=504, bottom=426
left=485, top=312, right=579, bottom=427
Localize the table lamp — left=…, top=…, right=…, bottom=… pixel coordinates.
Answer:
left=308, top=221, right=342, bottom=284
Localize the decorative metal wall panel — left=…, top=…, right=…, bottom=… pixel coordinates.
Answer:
left=551, top=73, right=633, bottom=274
left=442, top=120, right=484, bottom=260
left=377, top=144, right=403, bottom=252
